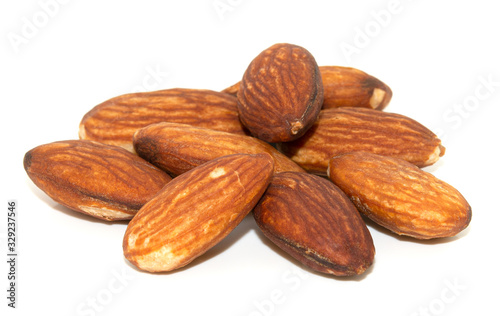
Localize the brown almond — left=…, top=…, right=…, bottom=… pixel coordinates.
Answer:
left=253, top=172, right=375, bottom=276
left=133, top=122, right=305, bottom=176
left=328, top=151, right=471, bottom=239
left=23, top=140, right=172, bottom=221
left=79, top=88, right=249, bottom=152
left=277, top=107, right=445, bottom=175
left=223, top=66, right=392, bottom=110
left=320, top=66, right=392, bottom=110
left=123, top=153, right=274, bottom=272
left=237, top=43, right=323, bottom=142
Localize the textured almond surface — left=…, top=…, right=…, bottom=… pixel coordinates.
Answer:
left=278, top=107, right=445, bottom=175
left=123, top=153, right=274, bottom=272
left=237, top=43, right=323, bottom=142
left=79, top=88, right=248, bottom=152
left=328, top=152, right=471, bottom=239
left=221, top=65, right=392, bottom=110
left=133, top=122, right=305, bottom=176
left=320, top=66, right=392, bottom=110
left=253, top=172, right=375, bottom=276
left=24, top=140, right=172, bottom=221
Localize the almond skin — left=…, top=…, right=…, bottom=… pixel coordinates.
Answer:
left=79, top=88, right=249, bottom=152
left=133, top=122, right=305, bottom=176
left=328, top=152, right=471, bottom=239
left=237, top=43, right=324, bottom=142
left=123, top=153, right=274, bottom=272
left=277, top=107, right=445, bottom=175
left=23, top=140, right=172, bottom=221
left=319, top=66, right=392, bottom=110
left=253, top=172, right=375, bottom=276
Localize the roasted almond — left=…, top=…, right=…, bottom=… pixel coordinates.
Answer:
left=223, top=66, right=392, bottom=110
left=79, top=88, right=249, bottom=152
left=277, top=107, right=445, bottom=175
left=133, top=122, right=305, bottom=176
left=23, top=140, right=172, bottom=221
left=237, top=43, right=323, bottom=142
left=123, top=153, right=274, bottom=272
left=328, top=151, right=471, bottom=239
left=253, top=171, right=375, bottom=276
left=320, top=66, right=392, bottom=110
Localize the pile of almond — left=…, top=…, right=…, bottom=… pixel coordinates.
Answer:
left=24, top=43, right=471, bottom=276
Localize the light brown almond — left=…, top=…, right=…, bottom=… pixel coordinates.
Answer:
left=123, top=153, right=274, bottom=272
left=328, top=151, right=471, bottom=239
left=79, top=88, right=249, bottom=152
left=277, top=107, right=445, bottom=175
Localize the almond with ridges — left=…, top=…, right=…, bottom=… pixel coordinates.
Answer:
left=319, top=66, right=392, bottom=110
left=222, top=65, right=392, bottom=110
left=237, top=43, right=323, bottom=142
left=277, top=107, right=445, bottom=175
left=133, top=122, right=305, bottom=176
left=23, top=140, right=172, bottom=221
left=328, top=151, right=471, bottom=239
left=79, top=88, right=249, bottom=152
left=123, top=153, right=274, bottom=272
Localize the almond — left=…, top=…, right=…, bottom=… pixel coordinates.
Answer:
left=320, top=66, right=392, bottom=110
left=237, top=43, right=323, bottom=142
left=79, top=88, right=249, bottom=152
left=327, top=151, right=471, bottom=239
left=253, top=171, right=375, bottom=276
left=223, top=66, right=392, bottom=110
left=133, top=122, right=305, bottom=176
left=123, top=153, right=274, bottom=272
left=23, top=140, right=172, bottom=221
left=277, top=107, right=445, bottom=175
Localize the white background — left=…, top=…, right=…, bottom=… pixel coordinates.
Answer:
left=1, top=1, right=499, bottom=315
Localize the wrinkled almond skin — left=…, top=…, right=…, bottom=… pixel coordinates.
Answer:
left=277, top=107, right=445, bottom=175
left=237, top=43, right=323, bottom=142
left=223, top=66, right=392, bottom=110
left=79, top=88, right=249, bottom=152
left=133, top=122, right=305, bottom=176
left=23, top=140, right=172, bottom=221
left=123, top=153, right=274, bottom=272
left=253, top=172, right=375, bottom=276
left=320, top=66, right=392, bottom=110
left=328, top=152, right=472, bottom=239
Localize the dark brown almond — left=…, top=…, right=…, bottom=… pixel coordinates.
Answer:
left=24, top=140, right=172, bottom=221
left=133, top=122, right=305, bottom=176
left=123, top=153, right=274, bottom=272
left=79, top=88, right=249, bottom=152
left=277, top=107, right=445, bottom=175
left=328, top=152, right=471, bottom=239
left=237, top=43, right=323, bottom=142
left=253, top=172, right=375, bottom=276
